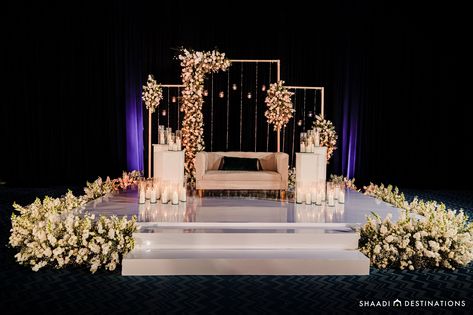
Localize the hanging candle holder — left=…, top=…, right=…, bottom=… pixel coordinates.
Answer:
left=261, top=84, right=266, bottom=92
left=232, top=83, right=237, bottom=91
left=203, top=90, right=209, bottom=96
left=219, top=91, right=225, bottom=98
left=171, top=96, right=177, bottom=103
left=247, top=92, right=252, bottom=99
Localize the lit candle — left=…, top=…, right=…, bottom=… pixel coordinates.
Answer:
left=139, top=188, right=146, bottom=204
left=145, top=187, right=151, bottom=199
left=315, top=190, right=322, bottom=205
left=334, top=185, right=340, bottom=200
left=150, top=187, right=157, bottom=203
left=305, top=192, right=311, bottom=205
left=159, top=131, right=165, bottom=145
left=155, top=184, right=160, bottom=200
left=310, top=186, right=317, bottom=204
left=328, top=191, right=335, bottom=207
left=172, top=190, right=179, bottom=205
left=300, top=142, right=306, bottom=153
left=339, top=189, right=345, bottom=204
left=176, top=138, right=182, bottom=151
left=296, top=187, right=304, bottom=204
left=179, top=186, right=187, bottom=202
left=314, top=131, right=320, bottom=146
left=161, top=187, right=169, bottom=204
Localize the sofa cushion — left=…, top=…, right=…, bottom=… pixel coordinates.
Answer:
left=203, top=170, right=281, bottom=182
left=218, top=156, right=260, bottom=171
left=206, top=152, right=278, bottom=171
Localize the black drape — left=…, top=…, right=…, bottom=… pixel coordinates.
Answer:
left=1, top=1, right=471, bottom=188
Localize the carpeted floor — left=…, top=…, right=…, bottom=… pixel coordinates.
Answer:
left=0, top=186, right=472, bottom=315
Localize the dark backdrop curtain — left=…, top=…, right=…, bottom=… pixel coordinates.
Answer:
left=1, top=1, right=471, bottom=188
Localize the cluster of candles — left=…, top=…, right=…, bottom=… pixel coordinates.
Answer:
left=296, top=181, right=345, bottom=206
left=138, top=178, right=187, bottom=205
left=300, top=128, right=321, bottom=153
left=158, top=125, right=182, bottom=151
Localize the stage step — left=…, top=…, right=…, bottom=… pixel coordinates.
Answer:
left=133, top=229, right=360, bottom=250
left=122, top=249, right=370, bottom=276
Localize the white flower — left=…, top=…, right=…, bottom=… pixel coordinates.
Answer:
left=380, top=225, right=388, bottom=235
left=373, top=245, right=381, bottom=254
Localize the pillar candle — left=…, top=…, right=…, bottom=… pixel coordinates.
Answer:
left=150, top=188, right=157, bottom=203
left=310, top=187, right=317, bottom=204
left=300, top=142, right=306, bottom=153
left=314, top=132, right=320, bottom=146
left=159, top=131, right=165, bottom=145
left=315, top=190, right=322, bottom=205
left=145, top=187, right=151, bottom=199
left=334, top=185, right=340, bottom=200
left=339, top=189, right=345, bottom=204
left=155, top=185, right=160, bottom=200
left=176, top=139, right=182, bottom=151
left=161, top=187, right=169, bottom=204
left=139, top=189, right=146, bottom=204
left=179, top=187, right=187, bottom=202
left=172, top=191, right=179, bottom=205
left=328, top=192, right=335, bottom=206
left=296, top=188, right=303, bottom=204
left=305, top=192, right=311, bottom=205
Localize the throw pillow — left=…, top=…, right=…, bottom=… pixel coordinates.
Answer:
left=218, top=156, right=260, bottom=171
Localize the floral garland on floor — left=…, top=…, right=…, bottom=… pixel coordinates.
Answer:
left=142, top=74, right=163, bottom=113
left=313, top=115, right=338, bottom=162
left=9, top=171, right=141, bottom=273
left=178, top=48, right=231, bottom=182
left=359, top=183, right=473, bottom=270
left=264, top=80, right=294, bottom=131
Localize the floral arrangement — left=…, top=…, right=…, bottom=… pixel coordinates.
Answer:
left=313, top=115, right=338, bottom=162
left=264, top=80, right=294, bottom=131
left=84, top=176, right=117, bottom=200
left=117, top=170, right=142, bottom=190
left=178, top=48, right=231, bottom=181
left=359, top=183, right=473, bottom=270
left=142, top=74, right=163, bottom=113
left=329, top=174, right=358, bottom=191
left=9, top=172, right=140, bottom=273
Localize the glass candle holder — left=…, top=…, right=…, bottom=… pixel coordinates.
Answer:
left=338, top=182, right=345, bottom=204
left=327, top=182, right=335, bottom=207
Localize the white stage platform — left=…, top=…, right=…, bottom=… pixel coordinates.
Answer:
left=79, top=189, right=404, bottom=276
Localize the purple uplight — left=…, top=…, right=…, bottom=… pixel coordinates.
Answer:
left=125, top=79, right=144, bottom=172
left=341, top=85, right=358, bottom=179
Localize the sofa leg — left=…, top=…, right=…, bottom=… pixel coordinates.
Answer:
left=197, top=189, right=204, bottom=198
left=280, top=190, right=286, bottom=200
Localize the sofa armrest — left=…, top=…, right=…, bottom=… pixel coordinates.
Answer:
left=274, top=152, right=289, bottom=189
left=195, top=152, right=208, bottom=181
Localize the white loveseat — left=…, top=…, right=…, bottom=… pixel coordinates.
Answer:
left=195, top=152, right=288, bottom=190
